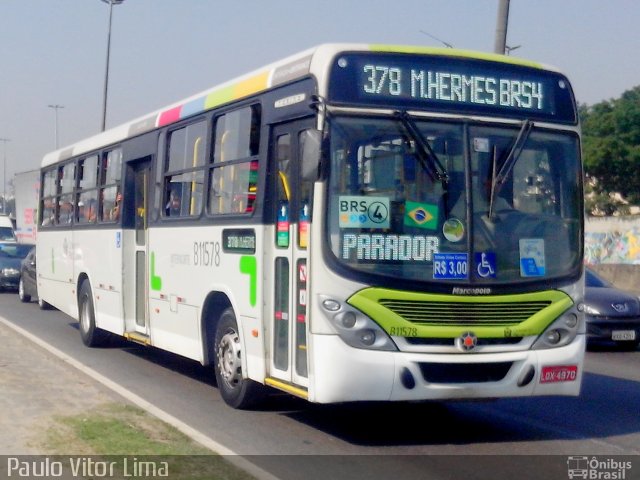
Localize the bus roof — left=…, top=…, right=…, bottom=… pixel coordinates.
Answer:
left=41, top=43, right=555, bottom=168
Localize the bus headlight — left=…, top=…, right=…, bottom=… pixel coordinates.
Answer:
left=531, top=312, right=582, bottom=350
left=320, top=296, right=397, bottom=351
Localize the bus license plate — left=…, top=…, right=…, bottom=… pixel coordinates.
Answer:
left=540, top=365, right=578, bottom=383
left=612, top=330, right=636, bottom=341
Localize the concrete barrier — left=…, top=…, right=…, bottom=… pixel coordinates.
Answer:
left=589, top=264, right=640, bottom=294
left=585, top=215, right=640, bottom=294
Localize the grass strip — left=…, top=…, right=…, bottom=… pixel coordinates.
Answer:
left=39, top=402, right=255, bottom=480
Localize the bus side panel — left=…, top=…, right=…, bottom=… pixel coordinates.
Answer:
left=146, top=227, right=203, bottom=361
left=37, top=229, right=77, bottom=318
left=144, top=224, right=266, bottom=376
left=74, top=228, right=125, bottom=335
left=149, top=300, right=201, bottom=360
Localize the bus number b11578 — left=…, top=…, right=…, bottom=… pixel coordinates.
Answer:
left=193, top=241, right=221, bottom=267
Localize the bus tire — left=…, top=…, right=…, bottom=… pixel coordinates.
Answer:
left=78, top=281, right=109, bottom=347
left=214, top=307, right=265, bottom=409
left=38, top=297, right=52, bottom=310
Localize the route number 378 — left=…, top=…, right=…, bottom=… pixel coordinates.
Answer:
left=363, top=65, right=402, bottom=96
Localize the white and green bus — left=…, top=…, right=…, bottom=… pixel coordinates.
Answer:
left=37, top=44, right=585, bottom=408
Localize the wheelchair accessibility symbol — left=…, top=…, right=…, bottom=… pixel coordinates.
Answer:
left=475, top=252, right=496, bottom=278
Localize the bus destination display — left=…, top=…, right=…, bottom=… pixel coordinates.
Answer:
left=329, top=53, right=577, bottom=123
left=363, top=65, right=544, bottom=111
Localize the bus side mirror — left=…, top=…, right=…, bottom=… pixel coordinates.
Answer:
left=300, top=129, right=322, bottom=182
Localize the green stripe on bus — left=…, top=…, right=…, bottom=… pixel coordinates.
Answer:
left=240, top=255, right=257, bottom=307
left=368, top=44, right=544, bottom=69
left=150, top=251, right=162, bottom=291
left=204, top=85, right=236, bottom=110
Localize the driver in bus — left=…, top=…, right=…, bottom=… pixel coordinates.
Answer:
left=166, top=190, right=181, bottom=216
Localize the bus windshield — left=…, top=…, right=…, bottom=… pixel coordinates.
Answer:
left=327, top=115, right=582, bottom=285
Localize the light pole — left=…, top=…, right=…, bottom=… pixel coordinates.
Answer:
left=0, top=138, right=10, bottom=214
left=494, top=0, right=511, bottom=54
left=101, top=0, right=125, bottom=132
left=48, top=104, right=64, bottom=149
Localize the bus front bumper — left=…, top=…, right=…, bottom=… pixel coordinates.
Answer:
left=308, top=334, right=585, bottom=403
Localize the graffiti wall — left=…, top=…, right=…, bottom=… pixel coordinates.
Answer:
left=585, top=216, right=640, bottom=265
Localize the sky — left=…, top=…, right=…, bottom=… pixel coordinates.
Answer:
left=1, top=0, right=639, bottom=189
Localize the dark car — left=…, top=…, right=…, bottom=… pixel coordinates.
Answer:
left=18, top=245, right=37, bottom=303
left=18, top=245, right=52, bottom=309
left=585, top=268, right=640, bottom=350
left=0, top=242, right=33, bottom=291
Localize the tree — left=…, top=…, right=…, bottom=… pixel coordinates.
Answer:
left=580, top=85, right=640, bottom=215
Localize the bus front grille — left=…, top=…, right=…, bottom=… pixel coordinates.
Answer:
left=379, top=300, right=551, bottom=326
left=418, top=362, right=513, bottom=383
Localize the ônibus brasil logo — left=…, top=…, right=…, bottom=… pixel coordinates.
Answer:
left=567, top=456, right=633, bottom=479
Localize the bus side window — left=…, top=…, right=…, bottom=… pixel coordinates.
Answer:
left=209, top=105, right=260, bottom=216
left=99, top=148, right=122, bottom=222
left=163, top=120, right=206, bottom=218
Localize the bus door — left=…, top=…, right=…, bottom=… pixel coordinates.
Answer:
left=123, top=158, right=152, bottom=339
left=267, top=120, right=315, bottom=390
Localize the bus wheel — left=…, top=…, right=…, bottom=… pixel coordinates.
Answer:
left=214, top=307, right=264, bottom=409
left=38, top=297, right=52, bottom=310
left=78, top=281, right=109, bottom=347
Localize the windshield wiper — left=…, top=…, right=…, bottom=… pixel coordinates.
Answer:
left=487, top=119, right=533, bottom=220
left=395, top=111, right=449, bottom=188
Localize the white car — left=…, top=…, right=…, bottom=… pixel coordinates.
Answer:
left=0, top=215, right=16, bottom=242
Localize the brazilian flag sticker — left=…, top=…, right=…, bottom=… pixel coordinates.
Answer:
left=404, top=201, right=439, bottom=230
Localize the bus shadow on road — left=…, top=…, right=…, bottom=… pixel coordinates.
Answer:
left=283, top=372, right=640, bottom=447
left=68, top=321, right=218, bottom=387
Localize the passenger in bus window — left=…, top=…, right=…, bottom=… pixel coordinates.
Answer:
left=110, top=192, right=122, bottom=221
left=59, top=198, right=74, bottom=224
left=85, top=198, right=98, bottom=223
left=166, top=190, right=181, bottom=216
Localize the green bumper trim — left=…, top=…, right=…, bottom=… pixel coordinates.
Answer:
left=348, top=288, right=573, bottom=338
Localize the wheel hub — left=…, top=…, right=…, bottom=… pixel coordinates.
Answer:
left=80, top=298, right=90, bottom=333
left=217, top=329, right=242, bottom=389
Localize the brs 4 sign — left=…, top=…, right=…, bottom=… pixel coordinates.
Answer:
left=540, top=365, right=578, bottom=383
